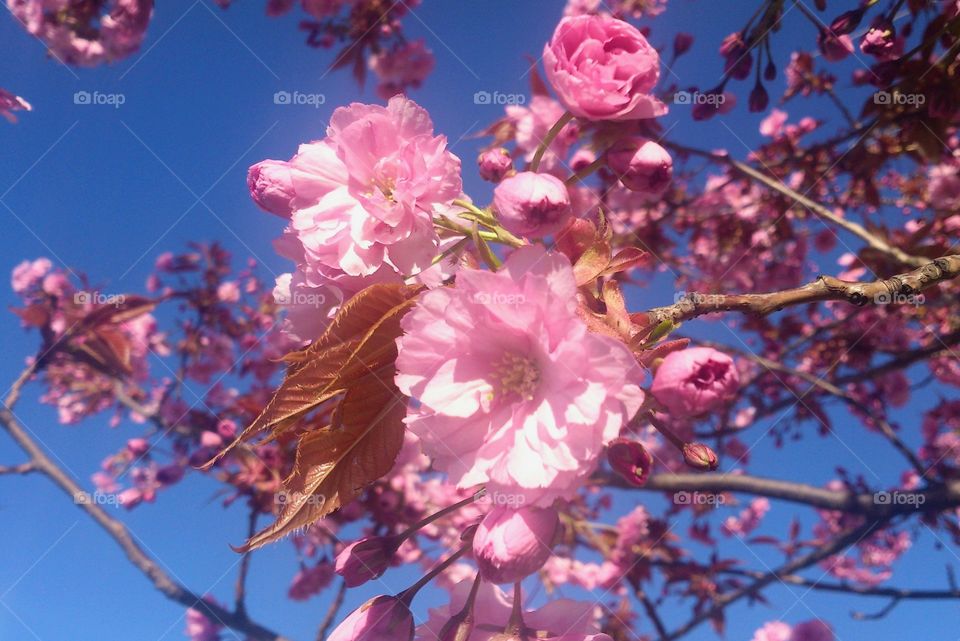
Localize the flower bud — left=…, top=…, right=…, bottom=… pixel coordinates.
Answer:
left=606, top=137, right=672, bottom=196
left=607, top=438, right=653, bottom=486
left=492, top=172, right=572, bottom=238
left=328, top=595, right=414, bottom=641
left=247, top=160, right=295, bottom=218
left=682, top=442, right=719, bottom=471
left=830, top=8, right=865, bottom=36
left=335, top=536, right=399, bottom=587
left=473, top=505, right=558, bottom=584
left=478, top=148, right=514, bottom=183
left=126, top=438, right=150, bottom=456
left=673, top=33, right=693, bottom=58
left=720, top=33, right=752, bottom=80
left=651, top=347, right=739, bottom=417
left=749, top=82, right=769, bottom=113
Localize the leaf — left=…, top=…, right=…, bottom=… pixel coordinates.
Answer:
left=238, top=371, right=407, bottom=551
left=601, top=247, right=648, bottom=277
left=202, top=283, right=420, bottom=470
left=572, top=237, right=612, bottom=287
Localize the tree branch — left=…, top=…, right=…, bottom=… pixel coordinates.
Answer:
left=646, top=255, right=960, bottom=326
left=664, top=142, right=927, bottom=268
left=0, top=367, right=294, bottom=641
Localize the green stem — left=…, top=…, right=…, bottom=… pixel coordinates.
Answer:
left=398, top=545, right=470, bottom=604
left=530, top=111, right=574, bottom=172
left=565, top=154, right=607, bottom=186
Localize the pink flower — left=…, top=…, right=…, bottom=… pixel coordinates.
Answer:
left=395, top=246, right=645, bottom=507
left=369, top=39, right=435, bottom=99
left=11, top=258, right=52, bottom=294
left=819, top=31, right=854, bottom=62
left=543, top=14, right=667, bottom=121
left=288, top=563, right=334, bottom=600
left=185, top=598, right=223, bottom=641
left=9, top=0, right=152, bottom=66
left=0, top=87, right=31, bottom=123
left=418, top=580, right=601, bottom=641
left=791, top=620, right=834, bottom=641
left=329, top=595, right=414, bottom=641
left=651, top=347, right=739, bottom=417
left=760, top=109, right=789, bottom=138
left=247, top=159, right=297, bottom=218
left=271, top=271, right=344, bottom=341
left=605, top=137, right=672, bottom=196
left=506, top=95, right=579, bottom=170
left=721, top=497, right=770, bottom=537
left=750, top=621, right=792, bottom=641
left=276, top=96, right=461, bottom=278
left=335, top=536, right=399, bottom=587
left=478, top=147, right=514, bottom=182
left=473, top=504, right=559, bottom=583
left=493, top=172, right=573, bottom=238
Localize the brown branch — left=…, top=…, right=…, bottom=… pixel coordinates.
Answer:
left=235, top=509, right=259, bottom=618
left=0, top=368, right=294, bottom=641
left=646, top=255, right=960, bottom=326
left=629, top=577, right=668, bottom=640
left=316, top=580, right=348, bottom=641
left=665, top=142, right=926, bottom=268
left=604, top=471, right=960, bottom=517
left=662, top=519, right=883, bottom=641
left=0, top=461, right=36, bottom=475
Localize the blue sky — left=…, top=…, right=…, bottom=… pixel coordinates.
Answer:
left=1, top=1, right=957, bottom=640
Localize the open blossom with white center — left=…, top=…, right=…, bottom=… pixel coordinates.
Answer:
left=395, top=246, right=645, bottom=507
left=250, top=96, right=462, bottom=279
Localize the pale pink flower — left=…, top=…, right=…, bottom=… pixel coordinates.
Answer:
left=760, top=109, right=789, bottom=138
left=721, top=497, right=770, bottom=537
left=473, top=504, right=559, bottom=583
left=11, top=258, right=52, bottom=293
left=543, top=14, right=667, bottom=121
left=369, top=39, right=435, bottom=99
left=261, top=96, right=461, bottom=278
left=750, top=621, right=792, bottom=641
left=395, top=246, right=645, bottom=507
left=651, top=347, right=739, bottom=417
left=506, top=95, right=579, bottom=170
left=272, top=271, right=343, bottom=342
left=478, top=147, right=514, bottom=182
left=418, top=580, right=601, bottom=641
left=185, top=598, right=223, bottom=641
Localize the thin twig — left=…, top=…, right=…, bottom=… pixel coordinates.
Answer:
left=316, top=580, right=347, bottom=641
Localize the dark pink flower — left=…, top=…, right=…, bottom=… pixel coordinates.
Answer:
left=543, top=14, right=667, bottom=121
left=605, top=137, right=673, bottom=196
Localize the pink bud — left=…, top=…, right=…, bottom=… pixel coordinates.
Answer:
left=606, top=138, right=673, bottom=196
left=247, top=160, right=295, bottom=218
left=492, top=172, right=572, bottom=238
left=478, top=148, right=513, bottom=182
left=651, top=347, right=739, bottom=417
left=328, top=595, right=414, bottom=641
left=126, top=438, right=150, bottom=456
left=334, top=536, right=398, bottom=587
left=200, top=431, right=223, bottom=448
left=473, top=504, right=558, bottom=584
left=749, top=82, right=769, bottom=113
left=682, top=442, right=719, bottom=471
left=673, top=33, right=693, bottom=58
left=818, top=31, right=854, bottom=61
left=607, top=438, right=653, bottom=486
